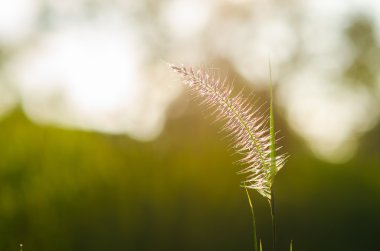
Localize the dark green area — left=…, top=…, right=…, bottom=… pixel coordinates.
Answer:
left=0, top=105, right=379, bottom=251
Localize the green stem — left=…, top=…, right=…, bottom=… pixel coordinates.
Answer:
left=290, top=240, right=293, bottom=251
left=268, top=59, right=277, bottom=251
left=270, top=189, right=277, bottom=251
left=245, top=186, right=258, bottom=251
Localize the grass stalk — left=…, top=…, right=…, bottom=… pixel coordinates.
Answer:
left=170, top=63, right=288, bottom=251
left=245, top=186, right=258, bottom=251
left=290, top=240, right=293, bottom=251
left=269, top=190, right=277, bottom=251
left=269, top=60, right=277, bottom=251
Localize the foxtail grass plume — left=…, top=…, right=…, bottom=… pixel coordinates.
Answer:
left=170, top=64, right=287, bottom=201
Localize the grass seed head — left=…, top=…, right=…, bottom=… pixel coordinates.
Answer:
left=170, top=64, right=287, bottom=200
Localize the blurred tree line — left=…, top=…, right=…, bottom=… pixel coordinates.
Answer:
left=0, top=1, right=380, bottom=251
left=0, top=100, right=379, bottom=250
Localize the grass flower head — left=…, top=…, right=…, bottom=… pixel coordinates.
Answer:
left=170, top=64, right=287, bottom=201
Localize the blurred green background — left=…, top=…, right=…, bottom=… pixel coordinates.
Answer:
left=1, top=1, right=380, bottom=251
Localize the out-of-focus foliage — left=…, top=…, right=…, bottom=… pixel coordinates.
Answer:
left=344, top=16, right=380, bottom=88
left=0, top=105, right=380, bottom=251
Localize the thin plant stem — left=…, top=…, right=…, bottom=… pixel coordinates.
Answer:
left=269, top=189, right=277, bottom=251
left=290, top=240, right=293, bottom=251
left=245, top=186, right=258, bottom=251
left=268, top=59, right=277, bottom=251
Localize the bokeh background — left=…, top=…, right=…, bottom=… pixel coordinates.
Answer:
left=1, top=0, right=380, bottom=250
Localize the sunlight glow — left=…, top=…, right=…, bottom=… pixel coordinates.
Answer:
left=7, top=24, right=179, bottom=140
left=0, top=0, right=37, bottom=43
left=161, top=0, right=213, bottom=39
left=279, top=69, right=379, bottom=163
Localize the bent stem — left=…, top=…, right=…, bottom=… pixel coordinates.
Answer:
left=245, top=186, right=258, bottom=251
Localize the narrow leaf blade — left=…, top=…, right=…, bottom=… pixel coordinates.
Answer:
left=269, top=60, right=276, bottom=178
left=245, top=185, right=258, bottom=251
